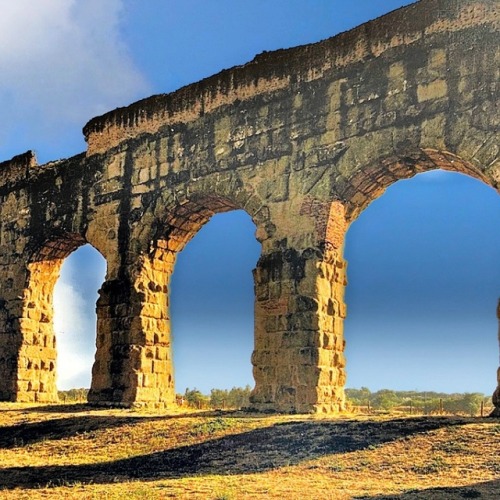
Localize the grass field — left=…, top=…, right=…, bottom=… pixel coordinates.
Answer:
left=0, top=403, right=498, bottom=499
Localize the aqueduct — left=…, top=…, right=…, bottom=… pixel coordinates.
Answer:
left=0, top=0, right=499, bottom=414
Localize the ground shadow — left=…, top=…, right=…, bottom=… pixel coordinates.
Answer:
left=0, top=417, right=466, bottom=490
left=353, top=479, right=500, bottom=499
left=0, top=415, right=147, bottom=448
left=1, top=402, right=237, bottom=415
left=0, top=409, right=228, bottom=448
left=0, top=403, right=92, bottom=414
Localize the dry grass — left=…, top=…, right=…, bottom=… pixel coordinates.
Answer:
left=0, top=403, right=498, bottom=499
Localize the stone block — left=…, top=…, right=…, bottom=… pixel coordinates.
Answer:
left=417, top=79, right=448, bottom=102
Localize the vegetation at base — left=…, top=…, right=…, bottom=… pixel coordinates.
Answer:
left=1, top=403, right=499, bottom=499
left=58, top=386, right=492, bottom=416
left=188, top=417, right=235, bottom=437
left=57, top=388, right=89, bottom=403
left=345, top=387, right=492, bottom=416
left=179, top=385, right=252, bottom=409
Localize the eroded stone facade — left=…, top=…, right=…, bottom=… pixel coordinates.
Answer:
left=0, top=0, right=498, bottom=413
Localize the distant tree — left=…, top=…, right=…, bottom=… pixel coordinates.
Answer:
left=210, top=388, right=228, bottom=408
left=184, top=388, right=209, bottom=409
left=207, top=386, right=252, bottom=409
left=459, top=393, right=484, bottom=416
left=227, top=385, right=251, bottom=408
left=371, top=389, right=399, bottom=411
left=345, top=387, right=371, bottom=407
left=58, top=388, right=88, bottom=403
left=345, top=388, right=489, bottom=415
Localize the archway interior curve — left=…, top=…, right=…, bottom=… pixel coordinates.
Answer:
left=343, top=150, right=498, bottom=223
left=156, top=195, right=240, bottom=254
left=343, top=169, right=500, bottom=397
left=20, top=236, right=106, bottom=402
left=53, top=244, right=107, bottom=392
left=150, top=193, right=262, bottom=395
left=170, top=209, right=261, bottom=396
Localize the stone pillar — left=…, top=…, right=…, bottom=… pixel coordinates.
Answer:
left=0, top=260, right=62, bottom=403
left=250, top=201, right=349, bottom=413
left=491, top=299, right=500, bottom=417
left=250, top=244, right=347, bottom=413
left=88, top=244, right=175, bottom=407
left=15, top=260, right=60, bottom=403
left=0, top=299, right=16, bottom=400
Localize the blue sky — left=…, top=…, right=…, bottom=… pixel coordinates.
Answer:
left=1, top=1, right=499, bottom=395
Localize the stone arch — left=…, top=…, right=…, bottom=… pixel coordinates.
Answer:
left=89, top=181, right=268, bottom=408
left=340, top=148, right=498, bottom=223
left=297, top=147, right=500, bottom=414
left=149, top=181, right=269, bottom=396
left=342, top=167, right=500, bottom=399
left=143, top=171, right=273, bottom=253
left=334, top=147, right=500, bottom=411
left=18, top=233, right=106, bottom=403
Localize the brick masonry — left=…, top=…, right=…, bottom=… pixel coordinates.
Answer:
left=0, top=0, right=498, bottom=413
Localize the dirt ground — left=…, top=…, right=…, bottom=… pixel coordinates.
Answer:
left=0, top=403, right=498, bottom=499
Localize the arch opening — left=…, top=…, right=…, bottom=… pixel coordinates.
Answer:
left=342, top=150, right=497, bottom=223
left=170, top=209, right=261, bottom=406
left=53, top=244, right=107, bottom=394
left=20, top=237, right=106, bottom=403
left=343, top=169, right=500, bottom=411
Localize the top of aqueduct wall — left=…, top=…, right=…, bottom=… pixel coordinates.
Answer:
left=0, top=0, right=497, bottom=186
left=81, top=0, right=498, bottom=155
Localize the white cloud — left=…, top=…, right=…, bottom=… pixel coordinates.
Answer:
left=52, top=244, right=106, bottom=390
left=0, top=0, right=149, bottom=160
left=53, top=278, right=96, bottom=390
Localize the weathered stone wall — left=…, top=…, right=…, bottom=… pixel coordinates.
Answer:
left=0, top=0, right=498, bottom=412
